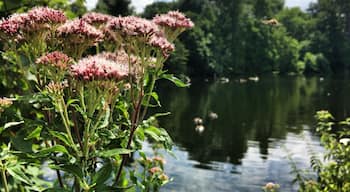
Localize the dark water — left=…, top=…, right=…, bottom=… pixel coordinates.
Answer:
left=145, top=75, right=350, bottom=192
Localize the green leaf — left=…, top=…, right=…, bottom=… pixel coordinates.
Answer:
left=153, top=112, right=171, bottom=118
left=49, top=130, right=73, bottom=146
left=92, top=160, right=113, bottom=185
left=161, top=74, right=190, bottom=87
left=4, top=121, right=24, bottom=129
left=11, top=129, right=33, bottom=153
left=145, top=129, right=162, bottom=141
left=143, top=92, right=161, bottom=107
left=98, top=105, right=110, bottom=129
left=45, top=188, right=71, bottom=192
left=139, top=151, right=146, bottom=160
left=25, top=126, right=42, bottom=140
left=50, top=164, right=84, bottom=180
left=7, top=166, right=32, bottom=185
left=96, top=148, right=133, bottom=158
left=36, top=145, right=69, bottom=156
left=67, top=99, right=79, bottom=107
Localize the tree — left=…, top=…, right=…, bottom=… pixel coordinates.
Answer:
left=142, top=2, right=174, bottom=19
left=309, top=0, right=350, bottom=72
left=277, top=7, right=315, bottom=41
left=95, top=0, right=133, bottom=16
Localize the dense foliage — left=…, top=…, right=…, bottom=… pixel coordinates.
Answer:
left=139, top=0, right=350, bottom=77
left=289, top=111, right=350, bottom=192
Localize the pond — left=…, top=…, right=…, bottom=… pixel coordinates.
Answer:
left=146, top=75, right=350, bottom=192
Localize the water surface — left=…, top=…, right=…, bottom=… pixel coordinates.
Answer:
left=148, top=75, right=350, bottom=192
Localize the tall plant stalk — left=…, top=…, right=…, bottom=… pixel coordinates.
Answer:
left=0, top=161, right=9, bottom=192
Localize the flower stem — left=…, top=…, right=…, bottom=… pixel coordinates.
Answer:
left=115, top=89, right=143, bottom=184
left=0, top=161, right=9, bottom=192
left=58, top=97, right=78, bottom=154
left=141, top=73, right=157, bottom=120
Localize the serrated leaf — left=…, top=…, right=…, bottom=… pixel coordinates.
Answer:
left=96, top=148, right=133, bottom=158
left=161, top=74, right=190, bottom=87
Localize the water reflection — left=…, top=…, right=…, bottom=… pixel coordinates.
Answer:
left=151, top=75, right=350, bottom=191
left=157, top=76, right=319, bottom=163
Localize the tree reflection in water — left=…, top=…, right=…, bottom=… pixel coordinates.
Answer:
left=155, top=75, right=350, bottom=166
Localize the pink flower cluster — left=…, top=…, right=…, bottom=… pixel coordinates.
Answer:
left=0, top=7, right=66, bottom=38
left=97, top=51, right=140, bottom=66
left=81, top=12, right=112, bottom=26
left=0, top=14, right=26, bottom=38
left=106, top=16, right=159, bottom=37
left=148, top=33, right=175, bottom=57
left=71, top=55, right=129, bottom=81
left=57, top=19, right=104, bottom=44
left=153, top=11, right=194, bottom=29
left=27, top=7, right=67, bottom=25
left=105, top=16, right=174, bottom=57
left=149, top=167, right=162, bottom=174
left=36, top=51, right=72, bottom=70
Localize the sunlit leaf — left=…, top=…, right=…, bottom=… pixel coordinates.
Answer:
left=161, top=74, right=190, bottom=87
left=36, top=145, right=69, bottom=156
left=7, top=166, right=32, bottom=185
left=4, top=121, right=24, bottom=129
left=25, top=126, right=42, bottom=140
left=96, top=148, right=133, bottom=158
left=49, top=130, right=73, bottom=146
left=98, top=105, right=110, bottom=129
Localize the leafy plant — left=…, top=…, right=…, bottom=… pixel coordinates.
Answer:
left=0, top=7, right=193, bottom=192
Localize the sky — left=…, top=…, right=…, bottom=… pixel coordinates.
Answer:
left=86, top=0, right=317, bottom=13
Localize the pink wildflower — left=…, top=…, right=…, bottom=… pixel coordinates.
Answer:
left=0, top=7, right=66, bottom=41
left=45, top=81, right=68, bottom=95
left=96, top=51, right=142, bottom=78
left=81, top=12, right=112, bottom=27
left=70, top=55, right=129, bottom=81
left=0, top=13, right=27, bottom=40
left=57, top=19, right=104, bottom=44
left=153, top=156, right=166, bottom=165
left=153, top=10, right=194, bottom=29
left=148, top=33, right=175, bottom=57
left=27, top=7, right=66, bottom=25
left=149, top=167, right=162, bottom=174
left=96, top=51, right=138, bottom=66
left=106, top=16, right=159, bottom=37
left=36, top=51, right=72, bottom=70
